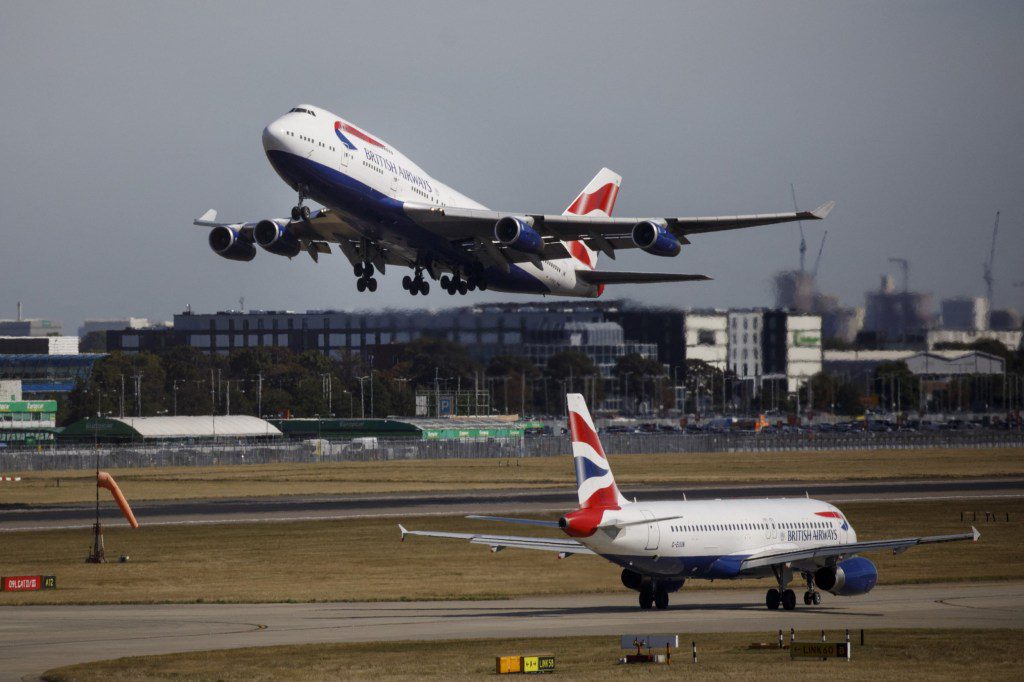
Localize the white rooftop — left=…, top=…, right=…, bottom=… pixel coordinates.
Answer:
left=113, top=415, right=281, bottom=438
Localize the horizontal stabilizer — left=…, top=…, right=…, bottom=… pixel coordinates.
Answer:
left=577, top=271, right=711, bottom=285
left=466, top=515, right=561, bottom=528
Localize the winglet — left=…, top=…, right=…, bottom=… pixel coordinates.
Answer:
left=199, top=209, right=217, bottom=222
left=972, top=526, right=980, bottom=543
left=811, top=200, right=836, bottom=220
left=398, top=523, right=408, bottom=542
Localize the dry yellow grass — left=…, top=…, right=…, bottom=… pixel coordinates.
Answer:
left=1, top=498, right=1019, bottom=606
left=40, top=629, right=1024, bottom=681
left=3, top=445, right=1022, bottom=506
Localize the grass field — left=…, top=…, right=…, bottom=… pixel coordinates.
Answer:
left=3, top=445, right=1022, bottom=506
left=1, top=498, right=1020, bottom=606
left=40, top=629, right=1024, bottom=681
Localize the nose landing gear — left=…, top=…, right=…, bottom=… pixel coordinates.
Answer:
left=290, top=187, right=312, bottom=221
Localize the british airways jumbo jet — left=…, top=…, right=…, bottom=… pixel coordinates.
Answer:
left=400, top=394, right=978, bottom=611
left=195, top=104, right=834, bottom=297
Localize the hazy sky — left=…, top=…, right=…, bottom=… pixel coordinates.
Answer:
left=2, top=1, right=1022, bottom=331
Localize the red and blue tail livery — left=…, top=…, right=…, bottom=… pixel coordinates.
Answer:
left=568, top=393, right=626, bottom=510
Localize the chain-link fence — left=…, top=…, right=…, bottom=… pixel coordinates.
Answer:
left=1, top=430, right=1021, bottom=472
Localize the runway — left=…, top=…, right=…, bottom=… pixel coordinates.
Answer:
left=1, top=581, right=1021, bottom=680
left=2, top=476, right=1022, bottom=531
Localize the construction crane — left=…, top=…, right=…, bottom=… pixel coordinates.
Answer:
left=888, top=257, right=909, bottom=293
left=791, top=183, right=806, bottom=273
left=983, top=211, right=1000, bottom=308
left=812, top=231, right=828, bottom=279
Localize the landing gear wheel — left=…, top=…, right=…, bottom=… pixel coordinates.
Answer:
left=812, top=591, right=821, bottom=605
left=639, top=588, right=654, bottom=610
left=765, top=588, right=781, bottom=610
left=409, top=284, right=419, bottom=296
left=803, top=591, right=813, bottom=605
left=291, top=206, right=301, bottom=221
left=419, top=280, right=429, bottom=295
left=356, top=278, right=367, bottom=293
left=300, top=205, right=311, bottom=220
left=364, top=262, right=375, bottom=277
left=366, top=278, right=378, bottom=292
left=654, top=589, right=669, bottom=610
left=440, top=275, right=451, bottom=289
left=781, top=589, right=797, bottom=611
left=402, top=275, right=413, bottom=290
left=457, top=280, right=468, bottom=295
left=354, top=263, right=365, bottom=277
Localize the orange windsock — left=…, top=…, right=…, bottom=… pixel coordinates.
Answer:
left=97, top=472, right=139, bottom=528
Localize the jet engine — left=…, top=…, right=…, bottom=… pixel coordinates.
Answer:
left=814, top=557, right=878, bottom=596
left=208, top=226, right=256, bottom=262
left=254, top=219, right=301, bottom=258
left=631, top=221, right=681, bottom=257
left=494, top=217, right=543, bottom=254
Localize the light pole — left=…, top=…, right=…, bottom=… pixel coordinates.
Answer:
left=357, top=376, right=368, bottom=419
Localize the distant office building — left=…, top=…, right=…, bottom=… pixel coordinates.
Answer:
left=0, top=318, right=62, bottom=337
left=0, top=380, right=57, bottom=445
left=0, top=336, right=79, bottom=355
left=863, top=275, right=934, bottom=344
left=683, top=311, right=728, bottom=370
left=79, top=318, right=156, bottom=337
left=941, top=297, right=988, bottom=332
left=926, top=328, right=1022, bottom=351
left=729, top=310, right=822, bottom=395
left=989, top=308, right=1022, bottom=332
left=0, top=354, right=106, bottom=396
left=774, top=270, right=815, bottom=313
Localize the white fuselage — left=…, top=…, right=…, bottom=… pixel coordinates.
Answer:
left=576, top=497, right=855, bottom=580
left=260, top=104, right=600, bottom=297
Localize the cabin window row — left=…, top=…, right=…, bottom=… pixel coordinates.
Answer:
left=668, top=520, right=836, bottom=533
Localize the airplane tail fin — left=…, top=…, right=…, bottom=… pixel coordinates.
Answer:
left=562, top=168, right=622, bottom=271
left=567, top=393, right=627, bottom=509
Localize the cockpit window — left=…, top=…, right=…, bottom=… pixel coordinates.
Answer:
left=289, top=107, right=316, bottom=117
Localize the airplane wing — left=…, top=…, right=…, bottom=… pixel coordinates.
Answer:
left=398, top=524, right=594, bottom=555
left=740, top=527, right=979, bottom=570
left=576, top=271, right=711, bottom=285
left=403, top=201, right=835, bottom=246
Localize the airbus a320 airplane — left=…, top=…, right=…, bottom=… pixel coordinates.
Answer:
left=400, top=394, right=978, bottom=611
left=195, top=104, right=834, bottom=297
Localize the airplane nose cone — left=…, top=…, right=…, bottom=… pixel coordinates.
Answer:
left=262, top=121, right=287, bottom=153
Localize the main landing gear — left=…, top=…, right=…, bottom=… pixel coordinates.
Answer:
left=766, top=566, right=797, bottom=611
left=290, top=187, right=312, bottom=221
left=440, top=272, right=485, bottom=296
left=354, top=262, right=378, bottom=292
left=401, top=269, right=430, bottom=296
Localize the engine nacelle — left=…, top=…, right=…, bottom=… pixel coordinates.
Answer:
left=254, top=219, right=301, bottom=258
left=494, top=217, right=543, bottom=254
left=208, top=226, right=256, bottom=262
left=814, top=557, right=878, bottom=596
left=631, top=220, right=681, bottom=257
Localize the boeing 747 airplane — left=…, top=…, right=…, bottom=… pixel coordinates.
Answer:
left=400, top=394, right=978, bottom=611
left=195, top=104, right=834, bottom=297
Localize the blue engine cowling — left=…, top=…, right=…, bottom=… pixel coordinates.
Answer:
left=494, top=217, right=543, bottom=254
left=208, top=226, right=256, bottom=262
left=814, top=557, right=878, bottom=596
left=254, top=219, right=301, bottom=258
left=631, top=220, right=681, bottom=257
